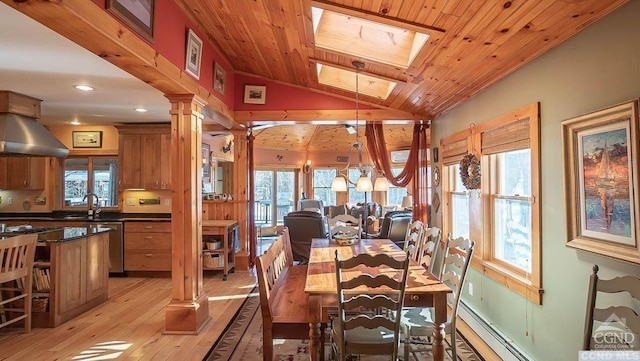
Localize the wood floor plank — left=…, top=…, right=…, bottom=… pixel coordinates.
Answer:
left=0, top=271, right=257, bottom=360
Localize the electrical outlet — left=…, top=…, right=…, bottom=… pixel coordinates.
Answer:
left=164, top=198, right=170, bottom=206
left=126, top=198, right=136, bottom=206
left=7, top=197, right=13, bottom=205
left=468, top=282, right=473, bottom=296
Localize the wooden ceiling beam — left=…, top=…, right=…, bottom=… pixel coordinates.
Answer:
left=234, top=109, right=422, bottom=125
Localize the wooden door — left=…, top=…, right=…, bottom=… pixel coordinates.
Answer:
left=7, top=157, right=29, bottom=189
left=0, top=158, right=7, bottom=189
left=28, top=157, right=46, bottom=189
left=57, top=239, right=87, bottom=314
left=119, top=134, right=141, bottom=189
left=159, top=133, right=172, bottom=189
left=86, top=233, right=109, bottom=302
left=141, top=134, right=162, bottom=189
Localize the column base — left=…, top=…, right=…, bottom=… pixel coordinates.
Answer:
left=164, top=292, right=210, bottom=334
left=235, top=251, right=250, bottom=271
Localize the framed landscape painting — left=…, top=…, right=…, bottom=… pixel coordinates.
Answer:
left=562, top=100, right=640, bottom=264
left=185, top=29, right=203, bottom=79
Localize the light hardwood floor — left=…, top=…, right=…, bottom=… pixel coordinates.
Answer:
left=0, top=270, right=257, bottom=360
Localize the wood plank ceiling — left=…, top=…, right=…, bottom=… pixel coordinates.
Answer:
left=179, top=0, right=628, bottom=151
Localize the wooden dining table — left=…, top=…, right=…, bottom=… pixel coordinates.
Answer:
left=304, top=238, right=452, bottom=361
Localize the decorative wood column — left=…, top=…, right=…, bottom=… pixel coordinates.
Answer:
left=231, top=129, right=251, bottom=270
left=164, top=94, right=210, bottom=334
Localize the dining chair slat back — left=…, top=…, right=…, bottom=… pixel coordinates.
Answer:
left=402, top=235, right=475, bottom=361
left=404, top=220, right=424, bottom=262
left=583, top=264, right=640, bottom=350
left=0, top=234, right=38, bottom=333
left=327, top=214, right=362, bottom=241
left=332, top=251, right=410, bottom=361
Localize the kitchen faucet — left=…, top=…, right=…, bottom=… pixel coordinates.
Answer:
left=83, top=192, right=102, bottom=216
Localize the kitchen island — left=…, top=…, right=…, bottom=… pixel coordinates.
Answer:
left=1, top=226, right=112, bottom=328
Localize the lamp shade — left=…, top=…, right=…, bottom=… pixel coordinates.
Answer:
left=401, top=195, right=414, bottom=209
left=331, top=176, right=348, bottom=192
left=356, top=175, right=373, bottom=192
left=373, top=176, right=389, bottom=191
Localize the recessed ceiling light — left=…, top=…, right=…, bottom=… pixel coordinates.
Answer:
left=74, top=85, right=94, bottom=91
left=134, top=108, right=148, bottom=113
left=70, top=120, right=81, bottom=125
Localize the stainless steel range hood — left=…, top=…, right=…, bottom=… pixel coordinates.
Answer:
left=0, top=113, right=69, bottom=158
left=0, top=90, right=69, bottom=158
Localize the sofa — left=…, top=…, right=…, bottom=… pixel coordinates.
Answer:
left=283, top=210, right=326, bottom=263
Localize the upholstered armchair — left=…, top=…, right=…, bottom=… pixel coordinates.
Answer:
left=283, top=210, right=326, bottom=263
left=368, top=210, right=413, bottom=247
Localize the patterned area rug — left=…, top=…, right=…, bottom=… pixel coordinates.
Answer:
left=204, top=292, right=484, bottom=361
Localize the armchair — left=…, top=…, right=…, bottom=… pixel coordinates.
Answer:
left=283, top=210, right=326, bottom=263
left=368, top=210, right=413, bottom=247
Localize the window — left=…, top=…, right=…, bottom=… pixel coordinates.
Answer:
left=439, top=102, right=541, bottom=304
left=447, top=163, right=470, bottom=240
left=490, top=149, right=532, bottom=273
left=347, top=168, right=366, bottom=203
left=312, top=168, right=337, bottom=206
left=254, top=169, right=297, bottom=227
left=63, top=157, right=118, bottom=208
left=387, top=168, right=408, bottom=207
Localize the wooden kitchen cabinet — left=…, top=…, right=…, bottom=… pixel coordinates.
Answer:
left=124, top=221, right=172, bottom=271
left=0, top=157, right=45, bottom=190
left=116, top=125, right=171, bottom=190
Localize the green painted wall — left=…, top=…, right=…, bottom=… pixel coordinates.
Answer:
left=430, top=1, right=640, bottom=360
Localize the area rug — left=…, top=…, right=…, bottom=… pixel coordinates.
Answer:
left=204, top=293, right=484, bottom=361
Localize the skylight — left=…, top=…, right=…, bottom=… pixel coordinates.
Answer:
left=316, top=63, right=397, bottom=99
left=311, top=6, right=430, bottom=69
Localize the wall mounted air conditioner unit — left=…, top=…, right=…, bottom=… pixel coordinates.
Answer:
left=390, top=149, right=410, bottom=163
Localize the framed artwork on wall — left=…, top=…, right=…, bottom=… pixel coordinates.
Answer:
left=214, top=63, right=225, bottom=95
left=107, top=0, right=155, bottom=42
left=243, top=85, right=266, bottom=104
left=72, top=131, right=103, bottom=148
left=202, top=143, right=211, bottom=181
left=185, top=29, right=203, bottom=79
left=562, top=100, right=640, bottom=265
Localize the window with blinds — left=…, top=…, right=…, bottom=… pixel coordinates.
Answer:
left=438, top=102, right=542, bottom=304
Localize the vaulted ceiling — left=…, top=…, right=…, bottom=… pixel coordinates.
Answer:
left=177, top=0, right=627, bottom=120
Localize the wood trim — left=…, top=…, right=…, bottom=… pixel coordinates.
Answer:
left=456, top=312, right=503, bottom=361
left=310, top=58, right=407, bottom=84
left=2, top=0, right=234, bottom=127
left=309, top=0, right=446, bottom=34
left=234, top=109, right=420, bottom=124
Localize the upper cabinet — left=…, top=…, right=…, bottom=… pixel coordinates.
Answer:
left=116, top=125, right=171, bottom=190
left=0, top=157, right=46, bottom=190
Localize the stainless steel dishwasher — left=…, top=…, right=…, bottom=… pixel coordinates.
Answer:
left=89, top=221, right=125, bottom=275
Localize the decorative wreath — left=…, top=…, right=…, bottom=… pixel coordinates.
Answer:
left=459, top=153, right=481, bottom=189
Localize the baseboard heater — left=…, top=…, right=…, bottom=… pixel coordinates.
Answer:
left=459, top=301, right=533, bottom=361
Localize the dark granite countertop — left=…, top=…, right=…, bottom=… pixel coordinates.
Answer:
left=1, top=226, right=112, bottom=242
left=0, top=212, right=171, bottom=222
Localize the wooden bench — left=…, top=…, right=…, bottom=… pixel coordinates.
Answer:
left=255, top=227, right=325, bottom=361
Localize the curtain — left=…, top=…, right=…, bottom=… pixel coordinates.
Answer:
left=365, top=122, right=430, bottom=223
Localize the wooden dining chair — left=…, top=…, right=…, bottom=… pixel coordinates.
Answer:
left=403, top=220, right=424, bottom=263
left=402, top=235, right=475, bottom=361
left=583, top=264, right=640, bottom=350
left=327, top=214, right=362, bottom=242
left=332, top=250, right=410, bottom=361
left=0, top=234, right=38, bottom=333
left=420, top=228, right=447, bottom=279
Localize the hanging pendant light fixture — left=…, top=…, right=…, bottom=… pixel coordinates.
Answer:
left=331, top=60, right=378, bottom=192
left=330, top=61, right=389, bottom=193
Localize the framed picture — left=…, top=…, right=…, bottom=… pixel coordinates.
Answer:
left=185, top=29, right=203, bottom=79
left=562, top=100, right=640, bottom=264
left=72, top=131, right=103, bottom=148
left=214, top=63, right=226, bottom=95
left=202, top=143, right=211, bottom=180
left=244, top=85, right=267, bottom=104
left=106, top=0, right=155, bottom=42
